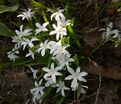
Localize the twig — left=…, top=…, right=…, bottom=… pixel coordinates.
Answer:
left=69, top=91, right=97, bottom=104
left=25, top=99, right=30, bottom=104
left=94, top=75, right=101, bottom=104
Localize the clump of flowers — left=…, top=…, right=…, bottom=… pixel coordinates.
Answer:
left=7, top=7, right=88, bottom=104
left=100, top=22, right=121, bottom=47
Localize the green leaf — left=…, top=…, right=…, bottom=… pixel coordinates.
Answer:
left=31, top=0, right=46, bottom=9
left=0, top=4, right=19, bottom=14
left=57, top=97, right=65, bottom=104
left=73, top=54, right=79, bottom=66
left=40, top=87, right=53, bottom=103
left=57, top=92, right=70, bottom=104
left=65, top=3, right=69, bottom=17
left=61, top=36, right=70, bottom=45
left=77, top=82, right=81, bottom=99
left=106, top=2, right=121, bottom=9
left=118, top=7, right=121, bottom=12
left=0, top=21, right=13, bottom=37
left=68, top=21, right=82, bottom=49
left=0, top=60, right=32, bottom=70
left=0, top=0, right=5, bottom=5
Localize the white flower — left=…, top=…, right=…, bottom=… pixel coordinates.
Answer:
left=26, top=50, right=35, bottom=59
left=36, top=40, right=50, bottom=56
left=52, top=53, right=73, bottom=69
left=112, top=29, right=121, bottom=39
left=35, top=22, right=49, bottom=35
left=49, top=40, right=69, bottom=56
left=51, top=8, right=65, bottom=21
left=50, top=8, right=70, bottom=41
left=7, top=44, right=19, bottom=61
left=53, top=44, right=69, bottom=56
left=17, top=8, right=34, bottom=21
left=29, top=66, right=38, bottom=79
left=7, top=52, right=18, bottom=61
left=31, top=80, right=45, bottom=95
left=47, top=41, right=57, bottom=54
left=21, top=37, right=38, bottom=50
left=56, top=16, right=70, bottom=27
left=49, top=24, right=67, bottom=41
left=42, top=63, right=62, bottom=83
left=12, top=25, right=32, bottom=47
left=100, top=22, right=120, bottom=40
left=31, top=80, right=45, bottom=104
left=44, top=77, right=54, bottom=87
left=56, top=81, right=70, bottom=96
left=12, top=35, right=23, bottom=47
left=65, top=67, right=87, bottom=91
left=15, top=25, right=32, bottom=37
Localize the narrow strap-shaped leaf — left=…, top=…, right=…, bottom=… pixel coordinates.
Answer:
left=0, top=21, right=13, bottom=37
left=0, top=4, right=19, bottom=14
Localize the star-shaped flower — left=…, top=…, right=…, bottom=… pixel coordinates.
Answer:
left=26, top=50, right=35, bottom=59
left=17, top=8, right=34, bottom=21
left=7, top=52, right=18, bottom=61
left=49, top=24, right=67, bottom=41
left=52, top=53, right=73, bottom=69
left=56, top=81, right=70, bottom=96
left=65, top=67, right=87, bottom=91
left=31, top=79, right=45, bottom=104
left=15, top=25, right=32, bottom=37
left=56, top=15, right=70, bottom=27
left=29, top=66, right=38, bottom=79
left=35, top=22, right=49, bottom=35
left=48, top=40, right=69, bottom=56
left=36, top=40, right=50, bottom=56
left=42, top=63, right=62, bottom=84
left=100, top=22, right=120, bottom=40
left=12, top=25, right=32, bottom=47
left=21, top=37, right=38, bottom=50
left=7, top=44, right=19, bottom=61
left=44, top=77, right=54, bottom=87
left=51, top=8, right=65, bottom=21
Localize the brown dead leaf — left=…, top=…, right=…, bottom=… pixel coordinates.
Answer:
left=91, top=90, right=121, bottom=104
left=114, top=15, right=121, bottom=31
left=111, top=0, right=120, bottom=2
left=83, top=30, right=102, bottom=47
left=85, top=58, right=121, bottom=80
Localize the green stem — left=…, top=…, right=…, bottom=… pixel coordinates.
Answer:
left=89, top=39, right=109, bottom=56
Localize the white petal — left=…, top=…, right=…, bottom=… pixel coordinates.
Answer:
left=61, top=89, right=65, bottom=96
left=42, top=67, right=50, bottom=72
left=51, top=63, right=54, bottom=69
left=65, top=75, right=73, bottom=80
left=36, top=23, right=41, bottom=28
left=109, top=22, right=113, bottom=29
left=35, top=81, right=38, bottom=87
left=52, top=75, right=56, bottom=83
left=79, top=72, right=88, bottom=77
left=56, top=33, right=60, bottom=41
left=78, top=77, right=87, bottom=82
left=49, top=30, right=57, bottom=35
left=43, top=22, right=49, bottom=28
left=41, top=49, right=45, bottom=56
left=39, top=79, right=43, bottom=85
left=28, top=42, right=34, bottom=47
left=71, top=79, right=78, bottom=88
left=76, top=67, right=81, bottom=73
left=67, top=67, right=75, bottom=75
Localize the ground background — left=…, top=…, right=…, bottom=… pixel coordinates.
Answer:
left=0, top=0, right=121, bottom=104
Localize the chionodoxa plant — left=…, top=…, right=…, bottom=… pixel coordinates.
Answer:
left=7, top=6, right=88, bottom=104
